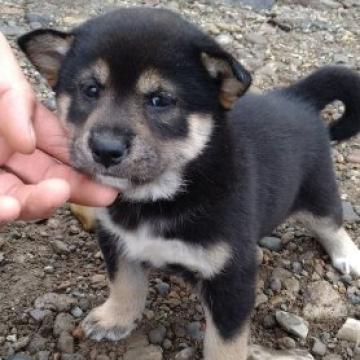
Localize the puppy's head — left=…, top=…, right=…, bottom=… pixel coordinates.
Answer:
left=19, top=8, right=251, bottom=201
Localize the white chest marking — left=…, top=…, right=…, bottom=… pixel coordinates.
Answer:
left=97, top=209, right=231, bottom=279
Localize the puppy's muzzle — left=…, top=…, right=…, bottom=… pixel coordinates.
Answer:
left=89, top=127, right=132, bottom=168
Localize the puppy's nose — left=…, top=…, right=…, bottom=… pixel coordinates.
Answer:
left=89, top=128, right=131, bottom=168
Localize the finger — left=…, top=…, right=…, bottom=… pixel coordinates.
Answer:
left=33, top=103, right=71, bottom=164
left=0, top=195, right=21, bottom=225
left=0, top=33, right=36, bottom=153
left=6, top=150, right=118, bottom=207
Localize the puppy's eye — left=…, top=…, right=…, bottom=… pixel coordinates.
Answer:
left=147, top=92, right=176, bottom=108
left=80, top=80, right=101, bottom=99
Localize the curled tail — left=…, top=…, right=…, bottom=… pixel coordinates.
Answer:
left=287, top=66, right=360, bottom=142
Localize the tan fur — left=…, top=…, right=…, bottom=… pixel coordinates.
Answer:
left=202, top=53, right=247, bottom=109
left=204, top=309, right=249, bottom=360
left=79, top=58, right=110, bottom=86
left=25, top=34, right=73, bottom=86
left=136, top=68, right=175, bottom=94
left=81, top=259, right=148, bottom=340
left=70, top=204, right=96, bottom=232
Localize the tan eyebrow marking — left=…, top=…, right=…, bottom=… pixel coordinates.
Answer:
left=136, top=68, right=175, bottom=94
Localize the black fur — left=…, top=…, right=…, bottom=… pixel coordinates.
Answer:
left=18, top=8, right=360, bottom=345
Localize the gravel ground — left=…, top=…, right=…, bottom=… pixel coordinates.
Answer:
left=1, top=0, right=360, bottom=359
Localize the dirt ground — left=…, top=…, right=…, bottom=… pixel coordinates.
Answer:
left=0, top=0, right=360, bottom=359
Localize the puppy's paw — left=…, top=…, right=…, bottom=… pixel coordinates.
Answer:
left=332, top=249, right=360, bottom=278
left=81, top=302, right=136, bottom=341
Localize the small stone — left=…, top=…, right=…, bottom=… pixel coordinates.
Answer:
left=27, top=334, right=48, bottom=353
left=44, top=266, right=55, bottom=274
left=319, top=0, right=341, bottom=8
left=71, top=306, right=83, bottom=318
left=263, top=314, right=276, bottom=328
left=337, top=318, right=360, bottom=343
left=244, top=32, right=267, bottom=45
left=269, top=278, right=282, bottom=292
left=237, top=0, right=276, bottom=10
left=90, top=274, right=106, bottom=284
left=30, top=22, right=42, bottom=29
left=96, top=356, right=110, bottom=360
left=312, top=338, right=327, bottom=356
left=347, top=150, right=360, bottom=164
left=35, top=293, right=76, bottom=312
left=25, top=13, right=52, bottom=25
left=13, top=336, right=30, bottom=351
left=249, top=345, right=314, bottom=359
left=291, top=261, right=303, bottom=273
left=52, top=240, right=70, bottom=254
left=7, top=334, right=17, bottom=342
left=54, top=313, right=75, bottom=336
left=0, top=252, right=4, bottom=264
left=278, top=336, right=296, bottom=349
left=7, top=355, right=33, bottom=360
left=259, top=237, right=283, bottom=252
left=215, top=34, right=233, bottom=46
left=37, top=351, right=50, bottom=360
left=342, top=201, right=360, bottom=222
left=175, top=347, right=194, bottom=360
left=162, top=339, right=172, bottom=350
left=255, top=292, right=268, bottom=308
left=148, top=325, right=166, bottom=345
left=275, top=311, right=309, bottom=339
left=186, top=322, right=203, bottom=340
left=62, top=354, right=85, bottom=360
left=123, top=345, right=163, bottom=360
left=57, top=331, right=74, bottom=353
left=155, top=282, right=170, bottom=296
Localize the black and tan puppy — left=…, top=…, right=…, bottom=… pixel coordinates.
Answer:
left=19, top=8, right=360, bottom=359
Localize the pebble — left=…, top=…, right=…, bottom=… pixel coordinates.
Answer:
left=303, top=281, right=347, bottom=321
left=215, top=34, right=233, bottom=46
left=186, top=321, right=203, bottom=340
left=275, top=311, right=309, bottom=339
left=249, top=345, right=314, bottom=359
left=291, top=261, right=303, bottom=273
left=337, top=318, right=360, bottom=343
left=52, top=240, right=70, bottom=254
left=342, top=201, right=360, bottom=222
left=25, top=13, right=52, bottom=25
left=90, top=274, right=106, bottom=284
left=174, top=347, right=194, bottom=360
left=27, top=334, right=48, bottom=353
left=62, top=354, right=85, bottom=360
left=237, top=0, right=276, bottom=10
left=37, top=351, right=50, bottom=360
left=34, top=293, right=76, bottom=312
left=244, top=32, right=267, bottom=45
left=148, top=325, right=167, bottom=345
left=278, top=336, right=296, bottom=349
left=162, top=339, right=172, bottom=350
left=263, top=314, right=276, bottom=328
left=312, top=338, right=327, bottom=356
left=53, top=313, right=75, bottom=336
left=123, top=345, right=163, bottom=360
left=269, top=278, right=282, bottom=292
left=57, top=331, right=74, bottom=353
left=7, top=355, right=33, bottom=360
left=13, top=336, right=30, bottom=351
left=44, top=266, right=55, bottom=274
left=71, top=306, right=83, bottom=318
left=155, top=282, right=170, bottom=296
left=259, top=237, right=283, bottom=252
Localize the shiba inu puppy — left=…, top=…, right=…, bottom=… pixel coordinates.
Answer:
left=19, top=8, right=360, bottom=359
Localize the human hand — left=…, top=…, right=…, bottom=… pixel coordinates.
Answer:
left=0, top=32, right=117, bottom=224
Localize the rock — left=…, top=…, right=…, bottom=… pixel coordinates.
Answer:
left=0, top=252, right=4, bottom=264
left=174, top=347, right=194, bottom=359
left=259, top=237, right=283, bottom=252
left=0, top=25, right=27, bottom=36
left=7, top=355, right=33, bottom=360
left=39, top=314, right=54, bottom=337
left=275, top=311, right=309, bottom=339
left=303, top=281, right=347, bottom=321
left=62, top=355, right=85, bottom=360
left=52, top=240, right=70, bottom=254
left=90, top=274, right=106, bottom=284
left=249, top=345, right=314, bottom=359
left=43, top=266, right=55, bottom=274
left=263, top=314, right=276, bottom=328
left=123, top=345, right=163, bottom=360
left=162, top=339, right=172, bottom=350
left=27, top=334, right=48, bottom=353
left=312, top=338, right=327, bottom=356
left=57, top=331, right=74, bottom=353
left=291, top=261, right=303, bottom=273
left=25, top=13, right=52, bottom=25
left=347, top=150, right=360, bottom=164
left=35, top=293, right=76, bottom=312
left=236, top=0, right=276, bottom=10
left=13, top=336, right=30, bottom=351
left=244, top=32, right=267, bottom=45
left=36, top=351, right=50, bottom=360
left=53, top=313, right=75, bottom=336
left=96, top=356, right=110, bottom=360
left=148, top=326, right=167, bottom=345
left=256, top=246, right=264, bottom=265
left=215, top=34, right=233, bottom=46
left=186, top=321, right=203, bottom=340
left=342, top=201, right=360, bottom=222
left=255, top=292, right=268, bottom=308
left=278, top=336, right=296, bottom=349
left=269, top=278, right=282, bottom=292
left=319, top=0, right=341, bottom=8
left=71, top=306, right=83, bottom=318
left=337, top=318, right=360, bottom=343
left=29, top=309, right=51, bottom=321
left=154, top=282, right=170, bottom=296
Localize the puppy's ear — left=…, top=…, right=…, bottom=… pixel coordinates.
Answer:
left=18, top=29, right=73, bottom=88
left=201, top=51, right=251, bottom=109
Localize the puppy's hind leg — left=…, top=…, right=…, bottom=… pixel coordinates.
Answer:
left=82, top=228, right=148, bottom=341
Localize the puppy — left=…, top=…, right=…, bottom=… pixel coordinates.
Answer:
left=19, top=8, right=360, bottom=359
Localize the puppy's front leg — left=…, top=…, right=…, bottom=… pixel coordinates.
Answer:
left=202, top=264, right=256, bottom=360
left=82, top=229, right=148, bottom=341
